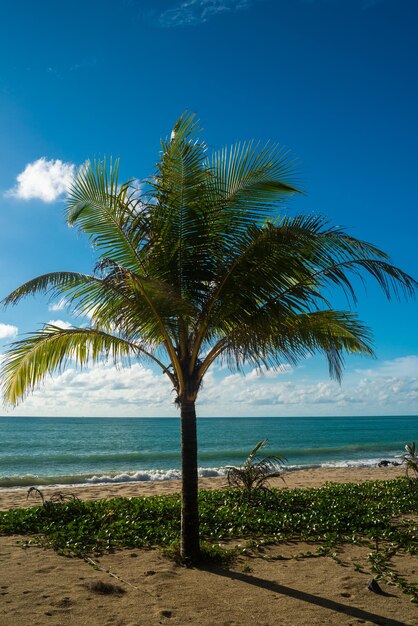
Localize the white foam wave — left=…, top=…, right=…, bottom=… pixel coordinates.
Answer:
left=285, top=455, right=403, bottom=472
left=86, top=466, right=228, bottom=485
left=85, top=456, right=402, bottom=485
left=2, top=456, right=403, bottom=489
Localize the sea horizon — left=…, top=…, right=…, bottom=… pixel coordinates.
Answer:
left=4, top=413, right=418, bottom=418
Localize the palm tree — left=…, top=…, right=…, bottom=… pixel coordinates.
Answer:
left=402, top=442, right=418, bottom=486
left=226, top=439, right=287, bottom=498
left=1, top=114, right=416, bottom=563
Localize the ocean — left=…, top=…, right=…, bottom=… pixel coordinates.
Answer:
left=0, top=415, right=417, bottom=488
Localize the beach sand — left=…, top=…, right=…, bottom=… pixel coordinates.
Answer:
left=1, top=465, right=417, bottom=625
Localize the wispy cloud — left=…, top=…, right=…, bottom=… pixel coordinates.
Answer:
left=198, top=356, right=418, bottom=415
left=0, top=323, right=18, bottom=340
left=155, top=0, right=254, bottom=28
left=152, top=0, right=384, bottom=27
left=70, top=58, right=98, bottom=72
left=47, top=320, right=73, bottom=330
left=6, top=158, right=75, bottom=203
left=5, top=363, right=175, bottom=417
left=355, top=355, right=418, bottom=379
left=48, top=298, right=69, bottom=312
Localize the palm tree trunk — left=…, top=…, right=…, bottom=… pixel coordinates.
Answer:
left=180, top=398, right=200, bottom=563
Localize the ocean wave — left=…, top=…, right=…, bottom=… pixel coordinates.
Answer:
left=0, top=467, right=229, bottom=489
left=86, top=467, right=228, bottom=484
left=286, top=456, right=403, bottom=471
left=0, top=455, right=404, bottom=489
left=0, top=442, right=404, bottom=468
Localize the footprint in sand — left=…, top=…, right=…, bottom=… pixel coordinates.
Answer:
left=35, top=566, right=57, bottom=574
left=51, top=596, right=74, bottom=609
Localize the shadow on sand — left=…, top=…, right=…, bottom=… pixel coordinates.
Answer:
left=205, top=567, right=409, bottom=626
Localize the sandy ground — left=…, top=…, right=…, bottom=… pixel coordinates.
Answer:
left=1, top=465, right=417, bottom=626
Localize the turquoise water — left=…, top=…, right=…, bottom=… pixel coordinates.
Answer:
left=0, top=415, right=417, bottom=488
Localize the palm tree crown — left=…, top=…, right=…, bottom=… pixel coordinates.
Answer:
left=2, top=113, right=416, bottom=561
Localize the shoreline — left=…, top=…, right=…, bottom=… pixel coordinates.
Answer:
left=0, top=464, right=404, bottom=511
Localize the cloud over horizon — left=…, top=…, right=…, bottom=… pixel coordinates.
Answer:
left=7, top=158, right=75, bottom=203
left=3, top=353, right=417, bottom=418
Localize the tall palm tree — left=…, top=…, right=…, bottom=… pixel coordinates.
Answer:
left=1, top=114, right=416, bottom=562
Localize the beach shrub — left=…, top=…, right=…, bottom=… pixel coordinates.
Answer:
left=402, top=442, right=418, bottom=488
left=226, top=439, right=286, bottom=499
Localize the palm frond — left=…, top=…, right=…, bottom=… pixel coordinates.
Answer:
left=1, top=325, right=157, bottom=406
left=200, top=141, right=300, bottom=264
left=201, top=309, right=374, bottom=383
left=1, top=271, right=95, bottom=307
left=67, top=159, right=146, bottom=273
left=88, top=260, right=198, bottom=343
left=226, top=439, right=286, bottom=497
left=148, top=112, right=215, bottom=300
left=402, top=442, right=418, bottom=481
left=191, top=214, right=417, bottom=369
left=209, top=140, right=299, bottom=215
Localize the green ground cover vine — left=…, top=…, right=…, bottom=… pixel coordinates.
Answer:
left=2, top=479, right=418, bottom=601
left=1, top=479, right=417, bottom=557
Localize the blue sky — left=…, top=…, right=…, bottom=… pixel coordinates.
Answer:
left=0, top=0, right=417, bottom=417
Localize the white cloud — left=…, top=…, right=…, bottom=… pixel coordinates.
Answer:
left=0, top=323, right=18, bottom=339
left=196, top=354, right=418, bottom=416
left=355, top=355, right=418, bottom=379
left=47, top=319, right=72, bottom=329
left=7, top=158, right=75, bottom=202
left=81, top=306, right=98, bottom=321
left=247, top=364, right=293, bottom=379
left=48, top=298, right=68, bottom=312
left=5, top=362, right=175, bottom=417
left=2, top=353, right=417, bottom=418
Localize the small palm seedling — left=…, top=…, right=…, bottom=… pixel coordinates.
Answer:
left=226, top=439, right=286, bottom=498
left=402, top=442, right=418, bottom=488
